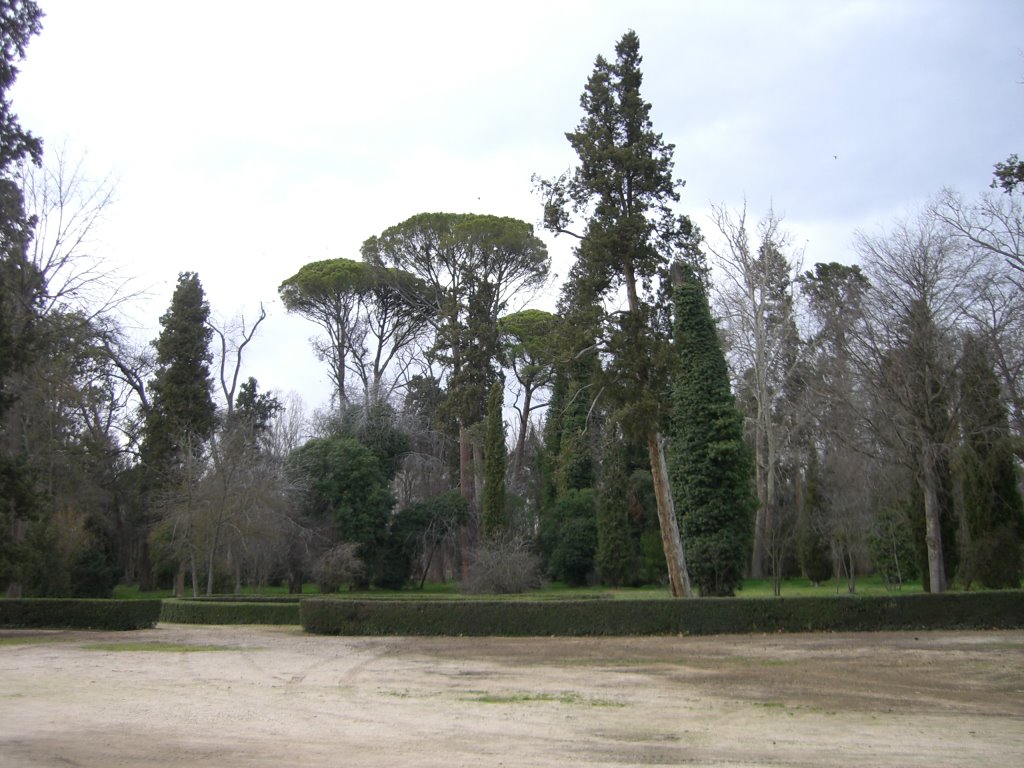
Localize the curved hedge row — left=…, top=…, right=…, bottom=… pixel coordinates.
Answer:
left=301, top=591, right=1024, bottom=636
left=0, top=599, right=162, bottom=630
left=160, top=599, right=300, bottom=625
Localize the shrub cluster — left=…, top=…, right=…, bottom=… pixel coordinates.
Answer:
left=461, top=537, right=543, bottom=595
left=0, top=599, right=161, bottom=630
left=301, top=591, right=1024, bottom=636
left=160, top=599, right=300, bottom=625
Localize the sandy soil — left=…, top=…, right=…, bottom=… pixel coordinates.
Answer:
left=0, top=624, right=1022, bottom=767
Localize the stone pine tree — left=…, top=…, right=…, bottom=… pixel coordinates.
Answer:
left=537, top=30, right=701, bottom=596
left=498, top=308, right=559, bottom=487
left=667, top=263, right=754, bottom=597
left=363, top=213, right=548, bottom=538
left=0, top=0, right=44, bottom=594
left=956, top=334, right=1023, bottom=588
left=482, top=379, right=507, bottom=541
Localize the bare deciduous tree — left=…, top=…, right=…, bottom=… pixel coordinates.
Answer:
left=854, top=210, right=988, bottom=593
left=708, top=203, right=803, bottom=582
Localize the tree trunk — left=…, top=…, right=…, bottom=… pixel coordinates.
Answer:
left=458, top=422, right=474, bottom=578
left=750, top=397, right=766, bottom=578
left=4, top=518, right=25, bottom=597
left=189, top=552, right=199, bottom=597
left=206, top=523, right=221, bottom=595
left=138, top=538, right=155, bottom=592
left=647, top=431, right=692, bottom=597
left=512, top=386, right=532, bottom=486
left=174, top=560, right=185, bottom=598
left=920, top=445, right=947, bottom=593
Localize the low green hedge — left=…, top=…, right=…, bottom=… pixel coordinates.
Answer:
left=175, top=595, right=305, bottom=604
left=301, top=591, right=1024, bottom=636
left=0, top=599, right=162, bottom=630
left=160, top=599, right=300, bottom=625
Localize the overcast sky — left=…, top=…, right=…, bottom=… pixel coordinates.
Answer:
left=11, top=0, right=1024, bottom=413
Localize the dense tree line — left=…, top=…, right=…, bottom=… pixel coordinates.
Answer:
left=2, top=19, right=1021, bottom=597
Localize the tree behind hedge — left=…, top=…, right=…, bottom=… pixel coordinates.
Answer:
left=956, top=335, right=1023, bottom=588
left=595, top=433, right=638, bottom=586
left=668, top=263, right=754, bottom=596
left=482, top=380, right=507, bottom=541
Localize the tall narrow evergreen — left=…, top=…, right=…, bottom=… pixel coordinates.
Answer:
left=481, top=380, right=507, bottom=540
left=595, top=433, right=638, bottom=586
left=538, top=30, right=701, bottom=596
left=956, top=336, right=1023, bottom=588
left=668, top=263, right=754, bottom=596
left=142, top=272, right=216, bottom=481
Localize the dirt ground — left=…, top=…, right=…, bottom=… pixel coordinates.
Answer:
left=1, top=625, right=1022, bottom=767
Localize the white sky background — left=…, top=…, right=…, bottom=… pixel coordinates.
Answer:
left=11, top=0, right=1024, bottom=413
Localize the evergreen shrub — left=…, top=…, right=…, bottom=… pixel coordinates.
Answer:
left=160, top=599, right=300, bottom=624
left=0, top=599, right=161, bottom=630
left=301, top=592, right=1024, bottom=636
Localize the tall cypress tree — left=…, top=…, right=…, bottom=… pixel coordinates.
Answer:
left=482, top=379, right=507, bottom=540
left=538, top=30, right=701, bottom=597
left=142, top=272, right=216, bottom=481
left=668, top=263, right=754, bottom=596
left=956, top=335, right=1023, bottom=588
left=595, top=432, right=638, bottom=586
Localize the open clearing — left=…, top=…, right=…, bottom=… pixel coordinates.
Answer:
left=1, top=625, right=1022, bottom=767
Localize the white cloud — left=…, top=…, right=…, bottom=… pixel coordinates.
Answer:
left=11, top=0, right=1024, bottom=411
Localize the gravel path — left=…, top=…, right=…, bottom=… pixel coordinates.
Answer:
left=1, top=625, right=1022, bottom=767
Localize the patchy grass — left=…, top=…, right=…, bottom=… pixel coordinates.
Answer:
left=466, top=691, right=624, bottom=707
left=0, top=635, right=68, bottom=647
left=113, top=574, right=925, bottom=602
left=81, top=642, right=241, bottom=653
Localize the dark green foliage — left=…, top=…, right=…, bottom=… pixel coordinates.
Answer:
left=0, top=599, right=161, bottom=630
left=797, top=454, right=833, bottom=585
left=0, top=0, right=42, bottom=171
left=289, top=436, right=394, bottom=550
left=0, top=0, right=43, bottom=592
left=595, top=437, right=638, bottom=586
left=992, top=153, right=1024, bottom=194
left=482, top=380, right=507, bottom=540
left=20, top=514, right=118, bottom=599
left=68, top=548, right=120, bottom=599
left=231, top=376, right=282, bottom=436
left=332, top=401, right=410, bottom=479
left=363, top=212, right=549, bottom=428
left=279, top=257, right=429, bottom=407
left=542, top=489, right=598, bottom=586
left=668, top=263, right=755, bottom=596
left=300, top=591, right=1024, bottom=637
left=142, top=272, right=216, bottom=480
left=391, top=491, right=468, bottom=588
left=956, top=338, right=1023, bottom=589
left=537, top=30, right=702, bottom=437
left=537, top=31, right=701, bottom=597
left=868, top=502, right=919, bottom=589
left=0, top=455, right=37, bottom=585
left=159, top=599, right=299, bottom=625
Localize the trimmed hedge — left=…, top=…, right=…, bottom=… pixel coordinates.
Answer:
left=0, top=599, right=162, bottom=631
left=160, top=599, right=300, bottom=625
left=301, top=591, right=1024, bottom=636
left=175, top=595, right=305, bottom=604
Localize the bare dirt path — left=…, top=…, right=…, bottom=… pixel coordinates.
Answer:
left=1, top=625, right=1021, bottom=767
